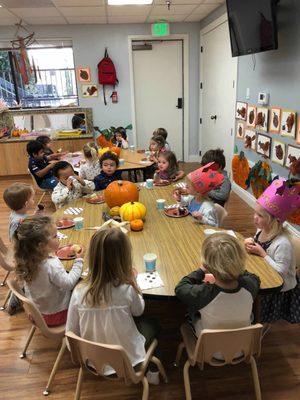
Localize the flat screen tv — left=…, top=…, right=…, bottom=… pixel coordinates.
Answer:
left=226, top=0, right=278, bottom=57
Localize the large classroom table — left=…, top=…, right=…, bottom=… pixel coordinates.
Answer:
left=55, top=184, right=283, bottom=298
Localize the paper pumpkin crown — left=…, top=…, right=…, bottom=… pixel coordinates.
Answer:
left=187, top=162, right=224, bottom=195
left=257, top=178, right=300, bottom=222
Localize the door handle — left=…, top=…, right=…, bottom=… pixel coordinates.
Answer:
left=210, top=115, right=217, bottom=120
left=176, top=98, right=183, bottom=109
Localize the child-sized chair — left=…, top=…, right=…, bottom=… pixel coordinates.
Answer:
left=0, top=238, right=14, bottom=311
left=214, top=203, right=228, bottom=228
left=66, top=331, right=168, bottom=400
left=175, top=322, right=263, bottom=400
left=7, top=279, right=67, bottom=396
left=291, top=236, right=300, bottom=275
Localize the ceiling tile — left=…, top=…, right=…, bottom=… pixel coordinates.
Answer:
left=184, top=14, right=206, bottom=22
left=150, top=5, right=196, bottom=15
left=8, top=8, right=61, bottom=17
left=106, top=5, right=152, bottom=16
left=23, top=16, right=68, bottom=24
left=0, top=16, right=20, bottom=25
left=0, top=8, right=17, bottom=17
left=191, top=3, right=218, bottom=14
left=0, top=0, right=54, bottom=7
left=59, top=6, right=106, bottom=16
left=148, top=14, right=187, bottom=22
left=203, top=0, right=224, bottom=3
left=154, top=0, right=204, bottom=4
left=53, top=0, right=105, bottom=6
left=66, top=16, right=107, bottom=23
left=108, top=16, right=147, bottom=23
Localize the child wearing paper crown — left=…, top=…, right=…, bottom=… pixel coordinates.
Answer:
left=174, top=162, right=224, bottom=227
left=245, top=179, right=300, bottom=324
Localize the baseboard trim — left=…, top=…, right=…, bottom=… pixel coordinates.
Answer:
left=188, top=155, right=200, bottom=162
left=232, top=182, right=300, bottom=238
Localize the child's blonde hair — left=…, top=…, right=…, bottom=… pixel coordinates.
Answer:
left=3, top=183, right=34, bottom=211
left=256, top=204, right=286, bottom=241
left=153, top=128, right=168, bottom=141
left=150, top=135, right=165, bottom=150
left=83, top=142, right=98, bottom=163
left=13, top=215, right=54, bottom=282
left=202, top=233, right=246, bottom=281
left=83, top=228, right=140, bottom=307
left=158, top=151, right=179, bottom=179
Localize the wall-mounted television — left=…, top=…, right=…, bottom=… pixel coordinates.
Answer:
left=226, top=0, right=278, bottom=57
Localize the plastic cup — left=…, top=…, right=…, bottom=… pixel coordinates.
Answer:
left=129, top=145, right=135, bottom=152
left=74, top=217, right=84, bottom=230
left=180, top=195, right=189, bottom=207
left=143, top=253, right=157, bottom=272
left=156, top=199, right=166, bottom=210
left=145, top=150, right=151, bottom=157
left=119, top=158, right=125, bottom=166
left=146, top=179, right=154, bottom=189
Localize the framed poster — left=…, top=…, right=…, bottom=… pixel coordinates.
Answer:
left=256, top=133, right=272, bottom=158
left=255, top=107, right=268, bottom=132
left=235, top=101, right=247, bottom=120
left=296, top=116, right=300, bottom=144
left=246, top=105, right=256, bottom=128
left=271, top=140, right=286, bottom=166
left=82, top=84, right=98, bottom=98
left=236, top=122, right=245, bottom=139
left=77, top=67, right=91, bottom=83
left=285, top=144, right=300, bottom=169
left=281, top=109, right=296, bottom=138
left=244, top=130, right=256, bottom=150
left=269, top=107, right=281, bottom=133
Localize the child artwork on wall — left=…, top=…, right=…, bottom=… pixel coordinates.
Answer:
left=256, top=133, right=272, bottom=158
left=77, top=67, right=91, bottom=83
left=285, top=144, right=300, bottom=170
left=82, top=84, right=98, bottom=98
left=271, top=140, right=286, bottom=166
left=296, top=116, right=300, bottom=144
left=281, top=109, right=296, bottom=138
left=255, top=107, right=268, bottom=132
left=236, top=122, right=245, bottom=139
left=244, top=130, right=256, bottom=150
left=235, top=102, right=247, bottom=120
left=269, top=107, right=281, bottom=133
left=246, top=105, right=256, bottom=128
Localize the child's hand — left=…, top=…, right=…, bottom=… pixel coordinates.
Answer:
left=245, top=242, right=266, bottom=258
left=173, top=189, right=181, bottom=201
left=80, top=159, right=86, bottom=165
left=75, top=176, right=85, bottom=186
left=75, top=247, right=85, bottom=258
left=192, top=211, right=203, bottom=220
left=66, top=177, right=74, bottom=189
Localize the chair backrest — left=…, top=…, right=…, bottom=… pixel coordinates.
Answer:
left=194, top=324, right=263, bottom=368
left=0, top=238, right=14, bottom=272
left=66, top=331, right=140, bottom=385
left=7, top=278, right=63, bottom=339
left=27, top=168, right=46, bottom=192
left=214, top=203, right=228, bottom=228
left=290, top=235, right=300, bottom=269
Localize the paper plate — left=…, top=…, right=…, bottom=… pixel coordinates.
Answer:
left=56, top=244, right=83, bottom=260
left=86, top=194, right=105, bottom=204
left=154, top=181, right=170, bottom=187
left=56, top=219, right=75, bottom=229
left=164, top=207, right=189, bottom=218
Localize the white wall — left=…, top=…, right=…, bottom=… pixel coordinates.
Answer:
left=0, top=22, right=200, bottom=156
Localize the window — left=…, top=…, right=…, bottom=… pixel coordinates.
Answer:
left=0, top=46, right=78, bottom=108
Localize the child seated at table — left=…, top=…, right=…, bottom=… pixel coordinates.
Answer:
left=149, top=135, right=166, bottom=164
left=153, top=128, right=171, bottom=151
left=13, top=215, right=83, bottom=326
left=66, top=227, right=162, bottom=384
left=154, top=151, right=184, bottom=183
left=51, top=161, right=95, bottom=209
left=79, top=142, right=100, bottom=181
left=3, top=182, right=35, bottom=240
left=94, top=151, right=122, bottom=191
left=175, top=233, right=260, bottom=339
left=114, top=127, right=129, bottom=149
left=36, top=135, right=66, bottom=161
left=27, top=141, right=58, bottom=190
left=201, top=148, right=231, bottom=207
left=244, top=179, right=299, bottom=324
left=174, top=162, right=224, bottom=227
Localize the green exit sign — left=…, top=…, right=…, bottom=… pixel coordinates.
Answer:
left=151, top=22, right=170, bottom=37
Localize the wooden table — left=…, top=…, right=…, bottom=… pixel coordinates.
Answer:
left=54, top=185, right=283, bottom=298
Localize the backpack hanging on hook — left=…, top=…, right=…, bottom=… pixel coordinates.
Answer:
left=98, top=48, right=118, bottom=105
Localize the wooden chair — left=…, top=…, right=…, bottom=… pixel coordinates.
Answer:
left=290, top=235, right=300, bottom=277
left=175, top=322, right=263, bottom=400
left=0, top=238, right=14, bottom=311
left=214, top=203, right=228, bottom=228
left=66, top=331, right=168, bottom=400
left=7, top=279, right=67, bottom=396
left=27, top=168, right=49, bottom=205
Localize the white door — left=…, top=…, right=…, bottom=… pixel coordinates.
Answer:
left=132, top=40, right=183, bottom=160
left=200, top=18, right=237, bottom=173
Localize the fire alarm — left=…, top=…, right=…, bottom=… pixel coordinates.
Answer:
left=258, top=92, right=269, bottom=105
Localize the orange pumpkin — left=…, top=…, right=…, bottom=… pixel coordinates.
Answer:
left=232, top=153, right=250, bottom=190
left=104, top=180, right=139, bottom=208
left=97, top=134, right=113, bottom=148
left=110, top=146, right=121, bottom=157
left=130, top=219, right=144, bottom=231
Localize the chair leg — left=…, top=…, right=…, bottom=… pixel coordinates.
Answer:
left=74, top=367, right=84, bottom=400
left=43, top=338, right=67, bottom=396
left=20, top=325, right=36, bottom=358
left=141, top=376, right=149, bottom=400
left=151, top=356, right=168, bottom=383
left=0, top=270, right=10, bottom=286
left=174, top=342, right=185, bottom=367
left=0, top=289, right=11, bottom=311
left=183, top=360, right=192, bottom=400
left=250, top=356, right=262, bottom=400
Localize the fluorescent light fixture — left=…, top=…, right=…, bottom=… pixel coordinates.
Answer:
left=108, top=0, right=153, bottom=5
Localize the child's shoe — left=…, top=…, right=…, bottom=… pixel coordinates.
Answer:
left=146, top=370, right=160, bottom=385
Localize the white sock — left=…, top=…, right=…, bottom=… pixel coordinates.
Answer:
left=146, top=370, right=160, bottom=385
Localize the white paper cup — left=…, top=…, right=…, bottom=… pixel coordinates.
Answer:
left=143, top=253, right=157, bottom=272
left=156, top=199, right=166, bottom=210
left=146, top=179, right=154, bottom=189
left=74, top=217, right=84, bottom=230
left=119, top=158, right=125, bottom=166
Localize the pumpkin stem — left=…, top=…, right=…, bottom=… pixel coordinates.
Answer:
left=117, top=181, right=123, bottom=185
left=131, top=202, right=135, bottom=204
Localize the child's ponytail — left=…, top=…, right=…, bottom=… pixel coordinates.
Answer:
left=83, top=142, right=99, bottom=163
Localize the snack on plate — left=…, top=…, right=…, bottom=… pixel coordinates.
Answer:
left=57, top=148, right=62, bottom=153
left=69, top=244, right=81, bottom=257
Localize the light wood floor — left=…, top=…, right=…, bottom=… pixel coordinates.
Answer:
left=0, top=170, right=299, bottom=400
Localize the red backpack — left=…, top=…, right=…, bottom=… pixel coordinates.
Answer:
left=98, top=48, right=118, bottom=105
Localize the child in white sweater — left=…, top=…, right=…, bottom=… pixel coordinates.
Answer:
left=52, top=161, right=95, bottom=208
left=79, top=142, right=100, bottom=181
left=13, top=215, right=83, bottom=326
